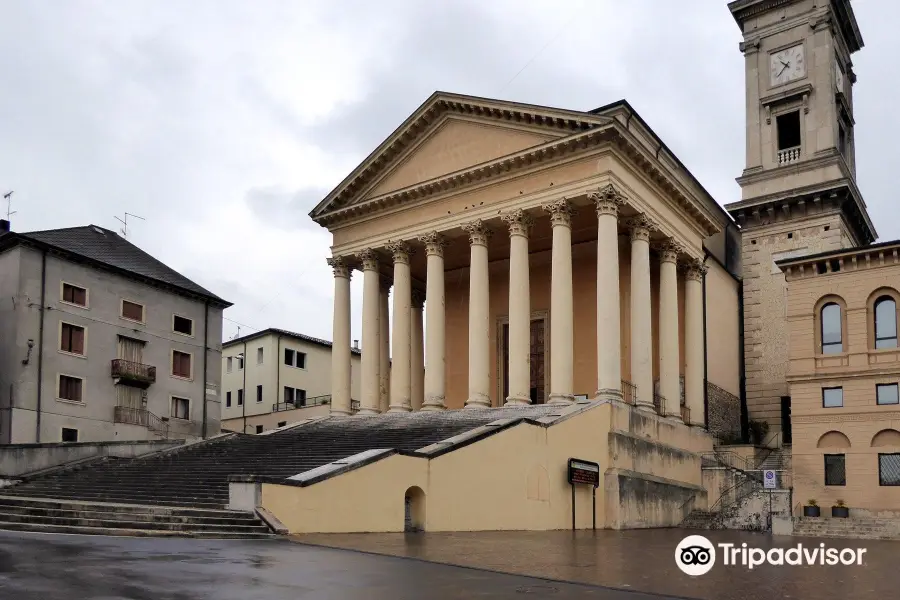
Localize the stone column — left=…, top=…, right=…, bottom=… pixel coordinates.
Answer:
left=542, top=199, right=575, bottom=404
left=410, top=290, right=425, bottom=411
left=626, top=215, right=656, bottom=412
left=657, top=241, right=684, bottom=420
left=420, top=232, right=446, bottom=411
left=684, top=258, right=707, bottom=427
left=503, top=209, right=533, bottom=405
left=388, top=241, right=413, bottom=412
left=327, top=256, right=352, bottom=415
left=463, top=220, right=492, bottom=408
left=378, top=279, right=390, bottom=413
left=357, top=249, right=381, bottom=415
left=590, top=185, right=625, bottom=399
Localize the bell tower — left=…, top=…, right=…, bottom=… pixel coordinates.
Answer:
left=725, top=0, right=876, bottom=443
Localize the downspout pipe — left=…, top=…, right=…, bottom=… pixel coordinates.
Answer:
left=35, top=250, right=47, bottom=443
left=702, top=255, right=709, bottom=430
left=201, top=300, right=209, bottom=439
left=241, top=341, right=247, bottom=434
left=738, top=279, right=749, bottom=443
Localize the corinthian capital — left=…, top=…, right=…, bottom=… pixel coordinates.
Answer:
left=462, top=219, right=493, bottom=247
left=501, top=209, right=533, bottom=238
left=682, top=258, right=708, bottom=281
left=588, top=183, right=627, bottom=218
left=541, top=199, right=576, bottom=228
left=655, top=240, right=685, bottom=264
left=624, top=214, right=657, bottom=243
left=356, top=248, right=379, bottom=271
left=386, top=240, right=413, bottom=265
left=418, top=231, right=446, bottom=258
left=326, top=255, right=351, bottom=279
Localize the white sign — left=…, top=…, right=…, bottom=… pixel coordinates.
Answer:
left=763, top=470, right=777, bottom=489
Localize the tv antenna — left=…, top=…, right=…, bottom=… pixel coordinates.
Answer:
left=2, top=191, right=15, bottom=220
left=115, top=212, right=145, bottom=239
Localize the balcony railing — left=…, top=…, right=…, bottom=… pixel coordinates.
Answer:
left=114, top=406, right=168, bottom=438
left=681, top=405, right=691, bottom=424
left=111, top=359, right=156, bottom=388
left=272, top=395, right=335, bottom=412
left=653, top=393, right=667, bottom=417
left=777, top=146, right=801, bottom=166
left=621, top=379, right=637, bottom=405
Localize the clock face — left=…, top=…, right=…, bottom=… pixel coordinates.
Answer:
left=770, top=45, right=806, bottom=86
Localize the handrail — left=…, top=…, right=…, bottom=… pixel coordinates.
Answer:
left=621, top=380, right=637, bottom=405
left=653, top=392, right=666, bottom=417
left=110, top=359, right=157, bottom=384
left=113, top=406, right=168, bottom=438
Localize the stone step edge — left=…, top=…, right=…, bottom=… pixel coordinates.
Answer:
left=0, top=495, right=244, bottom=515
left=0, top=512, right=271, bottom=531
left=0, top=507, right=259, bottom=523
left=0, top=521, right=277, bottom=538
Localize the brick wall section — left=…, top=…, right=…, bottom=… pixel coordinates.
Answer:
left=707, top=381, right=741, bottom=442
left=741, top=212, right=850, bottom=440
left=784, top=247, right=900, bottom=512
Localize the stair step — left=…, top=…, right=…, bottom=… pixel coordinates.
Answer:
left=0, top=521, right=276, bottom=539
left=0, top=512, right=271, bottom=532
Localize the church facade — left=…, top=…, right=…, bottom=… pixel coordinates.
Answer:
left=246, top=0, right=899, bottom=532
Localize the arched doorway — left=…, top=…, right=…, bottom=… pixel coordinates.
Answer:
left=404, top=486, right=426, bottom=532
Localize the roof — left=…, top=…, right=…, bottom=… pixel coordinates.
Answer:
left=223, top=327, right=362, bottom=355
left=0, top=225, right=231, bottom=307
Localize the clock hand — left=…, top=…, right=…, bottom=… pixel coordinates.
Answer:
left=777, top=64, right=789, bottom=77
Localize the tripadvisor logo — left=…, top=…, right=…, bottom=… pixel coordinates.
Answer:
left=675, top=535, right=867, bottom=576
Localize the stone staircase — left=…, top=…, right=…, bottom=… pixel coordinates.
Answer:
left=0, top=405, right=559, bottom=536
left=793, top=516, right=900, bottom=541
left=0, top=496, right=274, bottom=538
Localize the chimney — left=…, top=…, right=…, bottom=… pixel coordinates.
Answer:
left=0, top=220, right=8, bottom=233
left=353, top=339, right=359, bottom=351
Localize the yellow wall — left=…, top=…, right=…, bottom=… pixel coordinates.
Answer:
left=705, top=258, right=741, bottom=397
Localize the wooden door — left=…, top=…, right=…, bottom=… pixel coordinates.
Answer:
left=117, top=336, right=144, bottom=363
left=116, top=337, right=146, bottom=409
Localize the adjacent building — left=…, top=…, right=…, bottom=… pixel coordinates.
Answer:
left=221, top=328, right=362, bottom=434
left=780, top=242, right=900, bottom=511
left=0, top=222, right=231, bottom=443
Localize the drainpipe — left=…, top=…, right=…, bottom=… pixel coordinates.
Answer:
left=201, top=300, right=209, bottom=439
left=275, top=334, right=281, bottom=412
left=241, top=341, right=247, bottom=434
left=702, top=255, right=709, bottom=430
left=738, top=280, right=749, bottom=444
left=35, top=250, right=47, bottom=443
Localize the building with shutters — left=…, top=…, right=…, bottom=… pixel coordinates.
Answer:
left=0, top=221, right=231, bottom=443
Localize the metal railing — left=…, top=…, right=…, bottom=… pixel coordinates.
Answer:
left=681, top=405, right=691, bottom=424
left=110, top=359, right=156, bottom=385
left=272, top=395, right=338, bottom=412
left=113, top=406, right=168, bottom=438
left=621, top=380, right=637, bottom=405
left=350, top=400, right=360, bottom=411
left=653, top=392, right=666, bottom=416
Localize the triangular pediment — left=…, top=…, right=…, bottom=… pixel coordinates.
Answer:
left=363, top=116, right=560, bottom=200
left=310, top=92, right=609, bottom=221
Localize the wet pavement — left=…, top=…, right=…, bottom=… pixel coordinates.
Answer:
left=297, top=528, right=899, bottom=600
left=0, top=530, right=679, bottom=600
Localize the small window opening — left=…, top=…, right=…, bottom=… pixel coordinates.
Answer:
left=777, top=111, right=801, bottom=150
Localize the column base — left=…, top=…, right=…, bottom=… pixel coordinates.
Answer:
left=330, top=409, right=352, bottom=416
left=548, top=393, right=574, bottom=405
left=356, top=408, right=380, bottom=416
left=504, top=395, right=530, bottom=406
left=636, top=402, right=656, bottom=413
left=465, top=393, right=491, bottom=409
left=420, top=403, right=446, bottom=412
left=594, top=388, right=623, bottom=402
left=666, top=414, right=684, bottom=422
left=387, top=404, right=412, bottom=413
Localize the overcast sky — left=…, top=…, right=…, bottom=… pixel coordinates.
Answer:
left=2, top=0, right=898, bottom=344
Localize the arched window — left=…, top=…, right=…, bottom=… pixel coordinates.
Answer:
left=875, top=296, right=898, bottom=349
left=821, top=302, right=843, bottom=354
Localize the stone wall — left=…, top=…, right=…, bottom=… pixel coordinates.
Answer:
left=0, top=439, right=182, bottom=477
left=707, top=381, right=742, bottom=442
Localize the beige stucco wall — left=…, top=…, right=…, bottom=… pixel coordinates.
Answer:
left=705, top=258, right=741, bottom=397
left=260, top=401, right=712, bottom=533
left=221, top=403, right=330, bottom=434
left=221, top=332, right=361, bottom=428
left=785, top=253, right=900, bottom=511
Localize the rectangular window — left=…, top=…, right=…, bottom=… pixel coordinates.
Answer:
left=822, top=387, right=843, bottom=408
left=257, top=347, right=264, bottom=364
left=227, top=357, right=233, bottom=373
left=879, top=453, right=900, bottom=486
left=61, top=427, right=78, bottom=443
left=296, top=352, right=306, bottom=369
left=824, top=454, right=846, bottom=486
left=283, top=386, right=294, bottom=405
left=60, top=322, right=85, bottom=355
left=296, top=388, right=307, bottom=406
left=121, top=300, right=145, bottom=322
left=61, top=283, right=87, bottom=307
left=237, top=389, right=244, bottom=406
left=877, top=384, right=900, bottom=406
left=284, top=348, right=306, bottom=368
left=170, top=397, right=190, bottom=420
left=256, top=385, right=263, bottom=403
left=255, top=425, right=264, bottom=434
left=172, top=350, right=192, bottom=379
left=226, top=391, right=232, bottom=408
left=58, top=375, right=83, bottom=403
left=173, top=315, right=194, bottom=336
left=838, top=122, right=847, bottom=157
left=284, top=348, right=294, bottom=366
left=776, top=110, right=801, bottom=150
left=277, top=421, right=287, bottom=428
left=238, top=356, right=244, bottom=370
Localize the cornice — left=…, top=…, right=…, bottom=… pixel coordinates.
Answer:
left=310, top=95, right=608, bottom=221
left=781, top=244, right=900, bottom=282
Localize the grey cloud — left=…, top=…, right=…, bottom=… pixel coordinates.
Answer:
left=244, top=187, right=330, bottom=231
